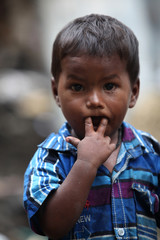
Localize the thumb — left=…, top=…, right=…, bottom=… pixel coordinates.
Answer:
left=66, top=136, right=80, bottom=148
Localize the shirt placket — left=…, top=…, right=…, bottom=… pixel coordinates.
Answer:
left=112, top=178, right=128, bottom=239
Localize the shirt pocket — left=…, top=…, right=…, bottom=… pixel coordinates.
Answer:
left=132, top=182, right=159, bottom=215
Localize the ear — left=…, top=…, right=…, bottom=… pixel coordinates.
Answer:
left=129, top=78, right=140, bottom=108
left=51, top=77, right=61, bottom=107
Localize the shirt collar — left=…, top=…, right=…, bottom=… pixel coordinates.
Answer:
left=38, top=122, right=77, bottom=152
left=121, top=122, right=154, bottom=158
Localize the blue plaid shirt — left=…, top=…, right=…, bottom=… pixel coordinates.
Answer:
left=23, top=122, right=160, bottom=239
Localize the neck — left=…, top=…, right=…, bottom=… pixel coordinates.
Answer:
left=116, top=127, right=122, bottom=149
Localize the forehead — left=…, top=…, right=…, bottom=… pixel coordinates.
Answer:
left=61, top=54, right=127, bottom=74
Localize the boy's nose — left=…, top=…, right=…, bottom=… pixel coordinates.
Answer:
left=86, top=91, right=104, bottom=109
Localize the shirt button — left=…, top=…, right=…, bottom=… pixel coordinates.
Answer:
left=118, top=228, right=125, bottom=236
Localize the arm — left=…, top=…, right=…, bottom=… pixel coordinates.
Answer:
left=38, top=117, right=115, bottom=239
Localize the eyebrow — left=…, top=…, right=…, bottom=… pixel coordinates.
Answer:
left=102, top=74, right=120, bottom=81
left=66, top=73, right=121, bottom=82
left=67, top=74, right=85, bottom=81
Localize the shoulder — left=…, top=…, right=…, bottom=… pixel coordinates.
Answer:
left=122, top=121, right=160, bottom=155
left=140, top=131, right=160, bottom=155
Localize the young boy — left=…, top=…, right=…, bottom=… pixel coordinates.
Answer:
left=23, top=14, right=160, bottom=239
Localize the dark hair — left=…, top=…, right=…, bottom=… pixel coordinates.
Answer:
left=51, top=14, right=139, bottom=84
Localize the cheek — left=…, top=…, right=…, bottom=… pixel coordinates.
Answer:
left=109, top=94, right=130, bottom=117
left=60, top=93, right=83, bottom=110
left=60, top=100, right=80, bottom=120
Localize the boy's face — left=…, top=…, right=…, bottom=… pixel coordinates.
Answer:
left=52, top=55, right=139, bottom=141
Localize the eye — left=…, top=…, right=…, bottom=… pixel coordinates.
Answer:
left=71, top=84, right=83, bottom=92
left=103, top=83, right=115, bottom=91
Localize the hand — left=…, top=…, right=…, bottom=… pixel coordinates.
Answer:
left=66, top=117, right=116, bottom=169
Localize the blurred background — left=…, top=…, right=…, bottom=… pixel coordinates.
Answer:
left=0, top=0, right=160, bottom=239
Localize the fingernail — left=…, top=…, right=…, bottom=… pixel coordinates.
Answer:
left=66, top=137, right=70, bottom=142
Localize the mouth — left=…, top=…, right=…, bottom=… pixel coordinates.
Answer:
left=91, top=116, right=105, bottom=130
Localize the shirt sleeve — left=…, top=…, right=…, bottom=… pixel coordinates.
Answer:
left=23, top=147, right=61, bottom=234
